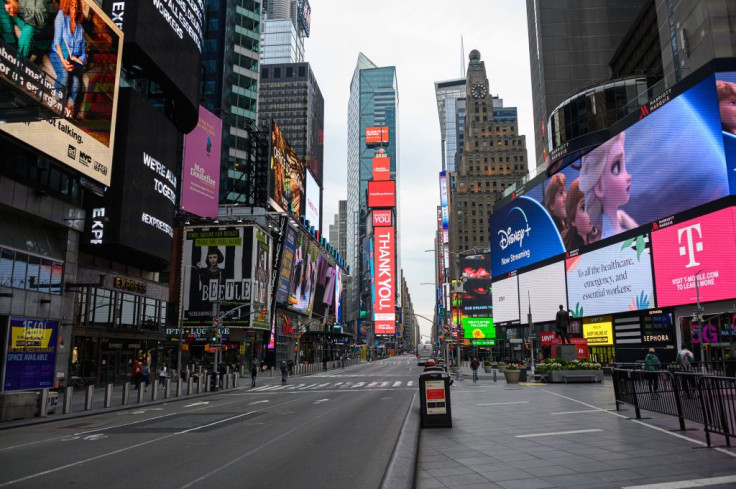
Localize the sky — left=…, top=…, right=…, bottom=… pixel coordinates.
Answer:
left=305, top=0, right=536, bottom=341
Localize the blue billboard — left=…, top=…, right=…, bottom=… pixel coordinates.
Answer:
left=5, top=317, right=58, bottom=391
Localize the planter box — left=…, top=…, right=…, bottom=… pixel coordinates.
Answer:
left=548, top=369, right=604, bottom=383
left=504, top=370, right=520, bottom=383
left=483, top=366, right=492, bottom=373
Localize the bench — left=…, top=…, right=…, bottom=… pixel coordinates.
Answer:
left=562, top=373, right=598, bottom=383
left=550, top=370, right=604, bottom=383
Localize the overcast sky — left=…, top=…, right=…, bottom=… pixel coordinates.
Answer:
left=305, top=0, right=535, bottom=340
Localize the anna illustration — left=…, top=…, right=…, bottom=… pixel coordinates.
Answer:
left=543, top=172, right=567, bottom=234
left=562, top=178, right=599, bottom=251
left=579, top=133, right=637, bottom=240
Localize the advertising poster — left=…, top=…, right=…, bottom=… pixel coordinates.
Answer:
left=305, top=170, right=320, bottom=231
left=368, top=180, right=396, bottom=208
left=182, top=106, right=222, bottom=218
left=715, top=72, right=736, bottom=193
left=490, top=76, right=728, bottom=277
left=373, top=209, right=392, bottom=227
left=518, top=261, right=567, bottom=324
left=334, top=267, right=343, bottom=324
left=583, top=316, right=614, bottom=346
left=440, top=171, right=449, bottom=229
left=270, top=121, right=305, bottom=218
left=491, top=275, right=519, bottom=325
left=372, top=155, right=391, bottom=180
left=365, top=126, right=389, bottom=144
left=275, top=226, right=298, bottom=305
left=287, top=230, right=319, bottom=315
left=4, top=317, right=58, bottom=391
left=461, top=317, right=495, bottom=341
left=0, top=0, right=122, bottom=186
left=566, top=234, right=654, bottom=317
left=373, top=226, right=396, bottom=334
left=311, top=256, right=336, bottom=319
left=182, top=226, right=271, bottom=330
left=651, top=207, right=736, bottom=307
left=459, top=253, right=492, bottom=317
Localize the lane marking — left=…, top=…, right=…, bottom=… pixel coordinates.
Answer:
left=248, top=400, right=269, bottom=405
left=550, top=409, right=601, bottom=415
left=184, top=401, right=210, bottom=407
left=516, top=429, right=602, bottom=438
left=313, top=399, right=329, bottom=405
left=478, top=401, right=528, bottom=406
left=392, top=381, right=402, bottom=387
left=621, top=474, right=736, bottom=489
left=542, top=390, right=736, bottom=459
left=407, top=381, right=413, bottom=387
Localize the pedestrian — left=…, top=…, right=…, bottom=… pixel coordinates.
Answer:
left=158, top=363, right=167, bottom=388
left=131, top=360, right=142, bottom=390
left=677, top=347, right=695, bottom=397
left=644, top=347, right=661, bottom=398
left=322, top=357, right=328, bottom=371
left=280, top=360, right=288, bottom=385
left=470, top=357, right=480, bottom=383
left=250, top=363, right=258, bottom=387
left=142, top=363, right=151, bottom=391
left=287, top=359, right=294, bottom=376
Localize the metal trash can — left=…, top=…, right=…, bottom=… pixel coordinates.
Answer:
left=419, top=370, right=452, bottom=428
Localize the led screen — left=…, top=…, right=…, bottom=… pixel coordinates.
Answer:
left=566, top=233, right=654, bottom=318
left=270, top=122, right=305, bottom=218
left=368, top=180, right=396, bottom=208
left=287, top=230, right=319, bottom=315
left=365, top=126, right=389, bottom=144
left=334, top=267, right=343, bottom=324
left=311, top=255, right=336, bottom=318
left=181, top=106, right=222, bottom=218
left=373, top=225, right=396, bottom=334
left=491, top=275, right=519, bottom=325
left=651, top=207, right=736, bottom=307
left=583, top=316, right=614, bottom=346
left=490, top=76, right=728, bottom=277
left=275, top=225, right=298, bottom=305
left=305, top=170, right=320, bottom=232
left=518, top=261, right=567, bottom=324
left=0, top=0, right=122, bottom=186
left=373, top=209, right=392, bottom=227
left=462, top=317, right=495, bottom=340
left=440, top=171, right=449, bottom=229
left=372, top=156, right=391, bottom=180
left=716, top=72, right=736, bottom=193
left=460, top=254, right=492, bottom=317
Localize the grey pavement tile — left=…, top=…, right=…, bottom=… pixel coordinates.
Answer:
left=505, top=458, right=559, bottom=469
left=561, top=462, right=621, bottom=473
left=416, top=478, right=448, bottom=489
left=586, top=468, right=643, bottom=482
left=454, top=483, right=505, bottom=489
left=491, top=453, right=542, bottom=463
left=631, top=464, right=695, bottom=478
left=543, top=473, right=598, bottom=487
left=495, top=478, right=557, bottom=489
left=476, top=469, right=534, bottom=482
left=416, top=469, right=434, bottom=479
left=522, top=465, right=577, bottom=477
left=419, top=458, right=468, bottom=470
left=436, top=472, right=494, bottom=487
left=455, top=456, right=502, bottom=466
left=426, top=466, right=477, bottom=478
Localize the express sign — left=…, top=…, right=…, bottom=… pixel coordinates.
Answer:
left=373, top=209, right=392, bottom=227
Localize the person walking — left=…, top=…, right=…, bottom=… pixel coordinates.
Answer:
left=470, top=357, right=480, bottom=383
left=142, top=363, right=151, bottom=392
left=158, top=364, right=167, bottom=389
left=250, top=363, right=258, bottom=388
left=280, top=360, right=288, bottom=385
left=677, top=347, right=695, bottom=397
left=322, top=357, right=328, bottom=372
left=131, top=360, right=142, bottom=390
left=644, top=348, right=661, bottom=399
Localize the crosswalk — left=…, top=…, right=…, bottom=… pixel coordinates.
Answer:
left=248, top=380, right=415, bottom=392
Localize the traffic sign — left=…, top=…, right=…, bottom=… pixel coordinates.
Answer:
left=212, top=316, right=222, bottom=328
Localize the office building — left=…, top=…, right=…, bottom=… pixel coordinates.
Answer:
left=328, top=200, right=348, bottom=259
left=259, top=0, right=310, bottom=65
left=434, top=78, right=466, bottom=173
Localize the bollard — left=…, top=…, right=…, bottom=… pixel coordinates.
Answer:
left=164, top=379, right=171, bottom=399
left=152, top=381, right=159, bottom=401
left=233, top=373, right=239, bottom=388
left=64, top=386, right=73, bottom=414
left=85, top=384, right=94, bottom=411
left=493, top=369, right=497, bottom=383
left=105, top=383, right=113, bottom=408
left=187, top=377, right=193, bottom=395
left=204, top=374, right=210, bottom=392
left=122, top=382, right=130, bottom=405
left=39, top=388, right=49, bottom=418
left=176, top=378, right=182, bottom=397
left=137, top=385, right=145, bottom=403
left=224, top=374, right=230, bottom=390
left=198, top=374, right=204, bottom=394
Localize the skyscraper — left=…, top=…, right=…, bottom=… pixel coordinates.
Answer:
left=329, top=200, right=348, bottom=260
left=260, top=0, right=310, bottom=65
left=346, top=53, right=399, bottom=328
left=434, top=78, right=466, bottom=173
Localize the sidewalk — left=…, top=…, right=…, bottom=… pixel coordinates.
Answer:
left=416, top=363, right=736, bottom=489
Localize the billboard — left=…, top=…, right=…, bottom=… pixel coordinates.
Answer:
left=459, top=253, right=492, bottom=317
left=566, top=234, right=654, bottom=318
left=583, top=316, right=614, bottom=346
left=0, top=0, right=123, bottom=186
left=372, top=155, right=391, bottom=180
left=4, top=317, right=57, bottom=391
left=518, top=261, right=567, bottom=324
left=103, top=0, right=204, bottom=129
left=368, top=180, right=396, bottom=208
left=311, top=256, right=336, bottom=318
left=440, top=171, right=449, bottom=229
left=305, top=170, right=320, bottom=232
left=490, top=75, right=729, bottom=277
left=275, top=225, right=298, bottom=305
left=462, top=317, right=495, bottom=340
left=716, top=72, right=736, bottom=192
left=335, top=267, right=343, bottom=324
left=270, top=121, right=305, bottom=218
left=181, top=106, right=222, bottom=218
left=297, top=0, right=311, bottom=37
left=365, top=126, right=389, bottom=144
left=373, top=209, right=393, bottom=227
left=181, top=225, right=271, bottom=330
left=373, top=226, right=395, bottom=334
left=652, top=207, right=736, bottom=307
left=491, top=275, right=519, bottom=325
left=287, top=230, right=319, bottom=315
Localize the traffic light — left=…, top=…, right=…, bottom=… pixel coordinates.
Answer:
left=210, top=328, right=217, bottom=342
left=359, top=310, right=367, bottom=319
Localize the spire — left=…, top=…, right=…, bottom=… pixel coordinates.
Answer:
left=460, top=35, right=465, bottom=77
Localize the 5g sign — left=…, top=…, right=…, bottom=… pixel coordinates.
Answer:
left=691, top=324, right=717, bottom=344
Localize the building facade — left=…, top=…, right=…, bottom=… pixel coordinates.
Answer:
left=259, top=0, right=309, bottom=65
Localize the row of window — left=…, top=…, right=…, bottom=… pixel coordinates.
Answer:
left=78, top=286, right=167, bottom=330
left=0, top=248, right=63, bottom=295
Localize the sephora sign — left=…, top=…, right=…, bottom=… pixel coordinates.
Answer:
left=373, top=226, right=396, bottom=334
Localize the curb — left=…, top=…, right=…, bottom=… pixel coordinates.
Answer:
left=380, top=391, right=420, bottom=489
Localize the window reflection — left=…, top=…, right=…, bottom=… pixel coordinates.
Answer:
left=0, top=247, right=64, bottom=295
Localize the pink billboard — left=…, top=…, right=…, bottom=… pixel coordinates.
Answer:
left=182, top=106, right=222, bottom=217
left=652, top=207, right=736, bottom=307
left=373, top=226, right=396, bottom=335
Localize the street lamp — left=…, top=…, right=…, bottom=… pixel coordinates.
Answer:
left=691, top=269, right=706, bottom=371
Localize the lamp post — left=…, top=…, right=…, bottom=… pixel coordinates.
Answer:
left=692, top=269, right=706, bottom=372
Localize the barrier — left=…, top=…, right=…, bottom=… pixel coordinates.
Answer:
left=698, top=376, right=736, bottom=448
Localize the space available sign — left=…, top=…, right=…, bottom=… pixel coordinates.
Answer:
left=566, top=234, right=654, bottom=318
left=373, top=226, right=396, bottom=334
left=492, top=275, right=520, bottom=325
left=489, top=196, right=564, bottom=277
left=4, top=317, right=58, bottom=391
left=652, top=207, right=736, bottom=307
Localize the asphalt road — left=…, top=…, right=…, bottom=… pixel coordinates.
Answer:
left=0, top=356, right=423, bottom=489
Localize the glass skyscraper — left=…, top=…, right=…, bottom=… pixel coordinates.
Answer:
left=434, top=79, right=465, bottom=173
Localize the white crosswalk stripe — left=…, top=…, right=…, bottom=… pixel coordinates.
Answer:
left=248, top=379, right=416, bottom=392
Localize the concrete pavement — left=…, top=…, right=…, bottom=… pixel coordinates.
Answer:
left=415, top=363, right=736, bottom=489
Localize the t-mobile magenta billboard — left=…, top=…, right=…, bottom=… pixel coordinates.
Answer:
left=182, top=106, right=222, bottom=218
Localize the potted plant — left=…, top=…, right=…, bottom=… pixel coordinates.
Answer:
left=503, top=363, right=520, bottom=383
left=483, top=360, right=493, bottom=373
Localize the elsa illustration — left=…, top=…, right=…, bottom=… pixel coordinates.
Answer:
left=579, top=132, right=637, bottom=240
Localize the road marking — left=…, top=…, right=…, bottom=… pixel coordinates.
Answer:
left=407, top=381, right=413, bottom=387
left=478, top=401, right=528, bottom=406
left=621, top=474, right=736, bottom=489
left=313, top=399, right=329, bottom=404
left=550, top=409, right=601, bottom=415
left=351, top=382, right=365, bottom=388
left=248, top=400, right=269, bottom=405
left=184, top=401, right=210, bottom=408
left=379, top=381, right=389, bottom=388
left=367, top=381, right=378, bottom=388
left=516, top=429, right=602, bottom=438
left=392, top=381, right=402, bottom=387
left=334, top=382, right=343, bottom=387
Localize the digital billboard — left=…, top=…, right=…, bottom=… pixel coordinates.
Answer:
left=335, top=267, right=343, bottom=324
left=275, top=225, right=298, bottom=305
left=490, top=75, right=729, bottom=277
left=103, top=0, right=204, bottom=130
left=460, top=253, right=492, bottom=317
left=373, top=226, right=395, bottom=334
left=181, top=225, right=271, bottom=331
left=4, top=317, right=57, bottom=391
left=652, top=207, right=736, bottom=307
left=287, top=230, right=319, bottom=315
left=715, top=72, right=736, bottom=193
left=311, top=256, right=336, bottom=319
left=462, top=317, right=495, bottom=340
left=440, top=171, right=449, bottom=229
left=182, top=106, right=222, bottom=218
left=305, top=170, right=320, bottom=232
left=368, top=180, right=396, bottom=208
left=583, top=316, right=614, bottom=346
left=491, top=275, right=519, bottom=325
left=373, top=209, right=393, bottom=227
left=518, top=261, right=567, bottom=324
left=270, top=121, right=305, bottom=218
left=372, top=155, right=391, bottom=180
left=365, top=126, right=389, bottom=144
left=566, top=234, right=654, bottom=317
left=0, top=0, right=123, bottom=186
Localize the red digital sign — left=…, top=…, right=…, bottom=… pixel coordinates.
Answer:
left=372, top=209, right=393, bottom=227
left=373, top=226, right=395, bottom=335
left=372, top=156, right=391, bottom=181
left=365, top=126, right=389, bottom=144
left=368, top=180, right=396, bottom=208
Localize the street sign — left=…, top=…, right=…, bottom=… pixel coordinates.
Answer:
left=212, top=316, right=222, bottom=328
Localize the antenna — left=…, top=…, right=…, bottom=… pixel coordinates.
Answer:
left=460, top=35, right=466, bottom=76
